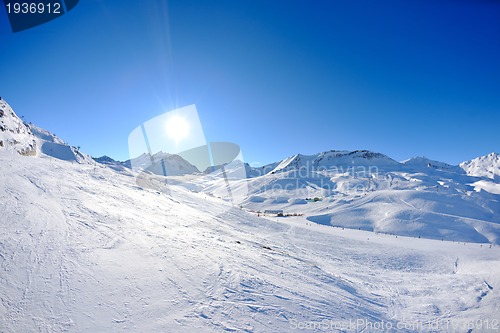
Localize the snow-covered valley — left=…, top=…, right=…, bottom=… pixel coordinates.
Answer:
left=172, top=151, right=500, bottom=245
left=1, top=99, right=500, bottom=332
left=1, top=152, right=500, bottom=332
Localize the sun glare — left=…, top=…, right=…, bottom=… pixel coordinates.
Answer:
left=166, top=115, right=190, bottom=143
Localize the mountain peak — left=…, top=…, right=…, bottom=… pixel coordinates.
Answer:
left=460, top=152, right=500, bottom=179
left=93, top=155, right=118, bottom=164
left=268, top=149, right=399, bottom=174
left=487, top=152, right=499, bottom=158
left=119, top=151, right=200, bottom=176
left=401, top=156, right=461, bottom=172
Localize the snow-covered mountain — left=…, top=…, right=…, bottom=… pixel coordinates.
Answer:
left=459, top=153, right=500, bottom=195
left=461, top=152, right=500, bottom=179
left=125, top=152, right=200, bottom=176
left=402, top=156, right=464, bottom=173
left=93, top=155, right=119, bottom=165
left=266, top=150, right=399, bottom=175
left=181, top=149, right=500, bottom=244
left=0, top=98, right=37, bottom=156
left=0, top=98, right=94, bottom=164
left=94, top=152, right=200, bottom=176
left=51, top=114, right=500, bottom=245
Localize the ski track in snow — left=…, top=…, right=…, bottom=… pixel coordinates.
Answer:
left=1, top=152, right=500, bottom=332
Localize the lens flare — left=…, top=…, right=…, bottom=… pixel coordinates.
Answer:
left=166, top=115, right=189, bottom=143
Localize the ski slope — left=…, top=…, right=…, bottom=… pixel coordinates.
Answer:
left=1, top=151, right=500, bottom=332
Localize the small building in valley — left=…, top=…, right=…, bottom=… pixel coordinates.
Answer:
left=264, top=209, right=284, bottom=216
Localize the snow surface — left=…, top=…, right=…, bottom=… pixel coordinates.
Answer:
left=1, top=151, right=500, bottom=332
left=2, top=99, right=500, bottom=332
left=471, top=180, right=500, bottom=195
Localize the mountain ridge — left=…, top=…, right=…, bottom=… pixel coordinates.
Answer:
left=4, top=97, right=496, bottom=179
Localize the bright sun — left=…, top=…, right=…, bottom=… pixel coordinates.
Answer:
left=166, top=115, right=190, bottom=143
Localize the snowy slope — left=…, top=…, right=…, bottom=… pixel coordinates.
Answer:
left=28, top=123, right=95, bottom=164
left=1, top=151, right=500, bottom=332
left=0, top=99, right=37, bottom=156
left=0, top=98, right=94, bottom=163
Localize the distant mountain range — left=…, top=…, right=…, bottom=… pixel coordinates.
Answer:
left=4, top=97, right=496, bottom=180
left=2, top=98, right=500, bottom=243
left=94, top=149, right=500, bottom=181
left=165, top=148, right=500, bottom=243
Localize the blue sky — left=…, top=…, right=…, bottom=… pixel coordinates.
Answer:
left=0, top=0, right=499, bottom=166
